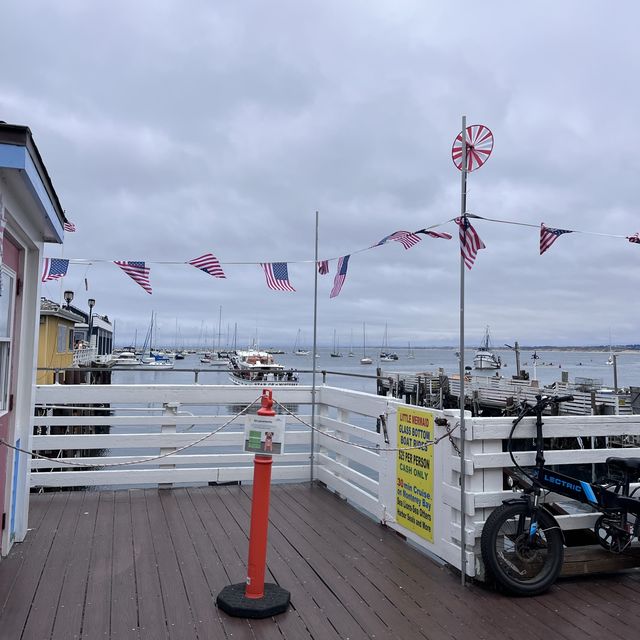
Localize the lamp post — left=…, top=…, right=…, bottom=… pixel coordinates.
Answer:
left=88, top=298, right=95, bottom=347
left=63, top=290, right=74, bottom=309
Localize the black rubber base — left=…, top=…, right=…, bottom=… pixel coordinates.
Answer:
left=216, top=583, right=290, bottom=618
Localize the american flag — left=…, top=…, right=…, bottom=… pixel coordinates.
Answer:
left=376, top=230, right=421, bottom=250
left=417, top=229, right=453, bottom=240
left=42, top=258, right=69, bottom=282
left=540, top=223, right=573, bottom=255
left=188, top=253, right=226, bottom=278
left=330, top=255, right=350, bottom=298
left=114, top=261, right=152, bottom=294
left=317, top=260, right=329, bottom=275
left=628, top=233, right=640, bottom=244
left=260, top=262, right=295, bottom=292
left=455, top=217, right=485, bottom=270
left=63, top=221, right=76, bottom=232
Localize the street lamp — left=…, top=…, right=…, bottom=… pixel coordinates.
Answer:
left=87, top=298, right=95, bottom=346
left=63, top=290, right=74, bottom=309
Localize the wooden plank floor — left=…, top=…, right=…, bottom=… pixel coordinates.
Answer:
left=1, top=485, right=639, bottom=640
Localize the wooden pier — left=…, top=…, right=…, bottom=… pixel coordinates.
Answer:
left=379, top=369, right=633, bottom=416
left=1, top=484, right=640, bottom=640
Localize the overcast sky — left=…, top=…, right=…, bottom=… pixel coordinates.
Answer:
left=2, top=1, right=639, bottom=348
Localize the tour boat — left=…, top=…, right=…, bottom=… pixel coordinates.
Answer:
left=228, top=350, right=299, bottom=385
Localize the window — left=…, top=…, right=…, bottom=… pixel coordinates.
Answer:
left=57, top=324, right=69, bottom=353
left=0, top=271, right=14, bottom=413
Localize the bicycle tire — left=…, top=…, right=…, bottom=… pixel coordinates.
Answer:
left=481, top=501, right=564, bottom=596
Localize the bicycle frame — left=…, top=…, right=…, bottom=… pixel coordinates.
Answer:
left=516, top=395, right=640, bottom=520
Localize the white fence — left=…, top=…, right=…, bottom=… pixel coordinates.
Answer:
left=31, top=383, right=640, bottom=578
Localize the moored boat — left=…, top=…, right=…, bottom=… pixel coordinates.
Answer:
left=228, top=350, right=299, bottom=385
left=474, top=326, right=501, bottom=370
left=109, top=351, right=143, bottom=368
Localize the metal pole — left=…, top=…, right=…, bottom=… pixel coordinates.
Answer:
left=458, top=115, right=468, bottom=586
left=310, top=211, right=319, bottom=482
left=613, top=354, right=618, bottom=393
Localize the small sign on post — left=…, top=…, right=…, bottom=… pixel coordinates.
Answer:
left=244, top=414, right=285, bottom=455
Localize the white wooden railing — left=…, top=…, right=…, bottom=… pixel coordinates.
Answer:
left=71, top=347, right=98, bottom=366
left=30, top=383, right=640, bottom=579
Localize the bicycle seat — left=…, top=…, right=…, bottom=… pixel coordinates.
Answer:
left=606, top=457, right=640, bottom=474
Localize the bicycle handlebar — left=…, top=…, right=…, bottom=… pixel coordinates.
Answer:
left=552, top=394, right=574, bottom=404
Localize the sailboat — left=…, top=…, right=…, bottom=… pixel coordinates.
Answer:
left=407, top=342, right=415, bottom=359
left=606, top=330, right=614, bottom=365
left=360, top=323, right=373, bottom=365
left=330, top=329, right=343, bottom=357
left=348, top=329, right=355, bottom=357
left=140, top=312, right=174, bottom=370
left=379, top=323, right=398, bottom=361
left=293, top=329, right=310, bottom=356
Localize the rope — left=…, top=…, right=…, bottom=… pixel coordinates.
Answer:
left=274, top=399, right=458, bottom=453
left=3, top=396, right=261, bottom=469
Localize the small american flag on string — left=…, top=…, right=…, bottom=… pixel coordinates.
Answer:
left=317, top=260, right=329, bottom=275
left=375, top=230, right=421, bottom=250
left=260, top=262, right=295, bottom=292
left=63, top=221, right=76, bottom=232
left=42, top=258, right=69, bottom=282
left=330, top=255, right=350, bottom=298
left=455, top=217, right=485, bottom=270
left=627, top=233, right=640, bottom=244
left=188, top=253, right=226, bottom=278
left=540, top=223, right=573, bottom=255
left=114, top=261, right=152, bottom=294
left=416, top=229, right=453, bottom=240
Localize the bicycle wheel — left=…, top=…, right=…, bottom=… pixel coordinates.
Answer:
left=481, top=501, right=564, bottom=596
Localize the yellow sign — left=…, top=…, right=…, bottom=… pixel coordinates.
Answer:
left=395, top=407, right=434, bottom=542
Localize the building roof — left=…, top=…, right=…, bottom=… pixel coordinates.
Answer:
left=39, top=298, right=84, bottom=323
left=0, top=122, right=67, bottom=242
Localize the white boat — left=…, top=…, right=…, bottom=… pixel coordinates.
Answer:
left=360, top=323, right=373, bottom=365
left=228, top=350, right=299, bottom=385
left=140, top=353, right=175, bottom=370
left=473, top=326, right=501, bottom=370
left=109, top=351, right=143, bottom=368
left=407, top=342, right=415, bottom=359
left=292, top=329, right=310, bottom=356
left=330, top=329, right=343, bottom=358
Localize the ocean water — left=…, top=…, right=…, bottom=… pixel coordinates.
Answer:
left=111, top=347, right=640, bottom=393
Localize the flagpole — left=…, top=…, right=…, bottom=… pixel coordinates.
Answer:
left=310, top=211, right=319, bottom=483
left=458, top=115, right=468, bottom=587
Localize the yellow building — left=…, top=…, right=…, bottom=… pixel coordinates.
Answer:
left=37, top=299, right=83, bottom=384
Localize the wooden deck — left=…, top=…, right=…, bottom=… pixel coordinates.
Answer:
left=1, top=485, right=639, bottom=640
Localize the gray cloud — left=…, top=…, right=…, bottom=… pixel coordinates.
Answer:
left=4, top=0, right=640, bottom=348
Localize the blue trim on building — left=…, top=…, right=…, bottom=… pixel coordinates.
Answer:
left=0, top=143, right=64, bottom=242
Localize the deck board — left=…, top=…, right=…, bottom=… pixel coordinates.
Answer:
left=1, top=483, right=639, bottom=639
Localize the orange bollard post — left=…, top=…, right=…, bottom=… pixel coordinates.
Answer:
left=216, top=388, right=290, bottom=618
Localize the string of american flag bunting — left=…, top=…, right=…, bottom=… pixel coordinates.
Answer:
left=41, top=215, right=640, bottom=297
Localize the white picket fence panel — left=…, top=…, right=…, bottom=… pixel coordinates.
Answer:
left=30, top=382, right=640, bottom=579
